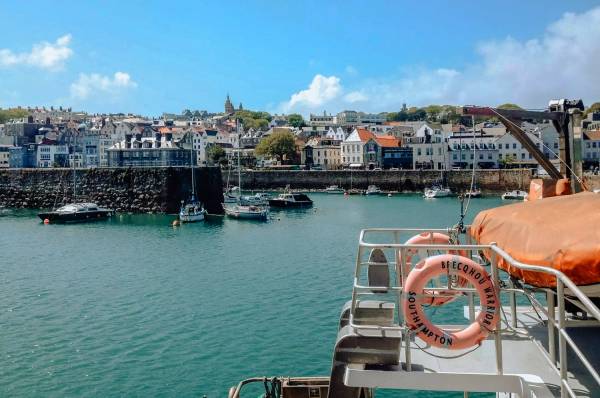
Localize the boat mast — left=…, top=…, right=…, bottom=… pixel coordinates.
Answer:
left=72, top=151, right=76, bottom=201
left=190, top=144, right=195, bottom=198
left=237, top=119, right=242, bottom=199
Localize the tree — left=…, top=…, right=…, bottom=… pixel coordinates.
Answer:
left=233, top=109, right=272, bottom=131
left=255, top=131, right=296, bottom=162
left=584, top=102, right=600, bottom=117
left=287, top=113, right=305, bottom=128
left=497, top=103, right=523, bottom=110
left=206, top=145, right=226, bottom=165
left=0, top=108, right=28, bottom=124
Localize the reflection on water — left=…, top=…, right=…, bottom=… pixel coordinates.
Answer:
left=0, top=194, right=504, bottom=397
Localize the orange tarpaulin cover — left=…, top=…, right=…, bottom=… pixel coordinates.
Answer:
left=470, top=192, right=600, bottom=288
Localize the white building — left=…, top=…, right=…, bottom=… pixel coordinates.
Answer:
left=325, top=127, right=346, bottom=141
left=448, top=134, right=499, bottom=169
left=0, top=145, right=12, bottom=168
left=36, top=143, right=69, bottom=168
left=341, top=128, right=374, bottom=166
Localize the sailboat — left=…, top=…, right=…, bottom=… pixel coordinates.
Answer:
left=179, top=145, right=206, bottom=222
left=38, top=152, right=114, bottom=223
left=223, top=125, right=269, bottom=220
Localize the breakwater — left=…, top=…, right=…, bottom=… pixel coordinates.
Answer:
left=0, top=167, right=224, bottom=214
left=240, top=169, right=533, bottom=192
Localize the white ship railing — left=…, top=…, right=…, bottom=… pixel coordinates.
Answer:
left=350, top=227, right=600, bottom=398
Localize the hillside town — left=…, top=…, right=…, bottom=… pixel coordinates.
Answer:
left=1, top=95, right=600, bottom=175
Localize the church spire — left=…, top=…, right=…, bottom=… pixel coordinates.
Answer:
left=224, top=93, right=234, bottom=114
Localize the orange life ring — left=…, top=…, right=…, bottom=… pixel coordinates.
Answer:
left=401, top=232, right=469, bottom=306
left=403, top=254, right=500, bottom=350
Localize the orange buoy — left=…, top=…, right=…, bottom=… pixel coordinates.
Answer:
left=43, top=218, right=50, bottom=224
left=172, top=220, right=180, bottom=227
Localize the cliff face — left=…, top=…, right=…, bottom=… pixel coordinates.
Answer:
left=239, top=169, right=532, bottom=192
left=0, top=167, right=224, bottom=214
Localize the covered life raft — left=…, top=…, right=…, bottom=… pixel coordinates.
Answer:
left=470, top=192, right=600, bottom=289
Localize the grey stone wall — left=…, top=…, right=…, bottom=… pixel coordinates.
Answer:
left=239, top=169, right=532, bottom=192
left=0, top=167, right=224, bottom=214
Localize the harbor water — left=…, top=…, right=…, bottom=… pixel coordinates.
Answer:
left=1, top=193, right=506, bottom=397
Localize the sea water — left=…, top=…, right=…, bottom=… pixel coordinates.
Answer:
left=0, top=193, right=506, bottom=397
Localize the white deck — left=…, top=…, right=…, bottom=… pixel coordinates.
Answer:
left=344, top=307, right=598, bottom=397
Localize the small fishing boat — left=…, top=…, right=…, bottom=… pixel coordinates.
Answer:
left=325, top=185, right=345, bottom=194
left=223, top=203, right=269, bottom=220
left=269, top=192, right=313, bottom=208
left=38, top=203, right=113, bottom=223
left=365, top=185, right=383, bottom=195
left=424, top=186, right=452, bottom=198
left=501, top=189, right=528, bottom=200
left=465, top=187, right=482, bottom=198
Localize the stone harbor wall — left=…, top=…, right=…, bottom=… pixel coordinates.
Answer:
left=239, top=169, right=533, bottom=192
left=0, top=167, right=224, bottom=214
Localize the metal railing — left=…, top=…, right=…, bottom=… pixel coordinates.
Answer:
left=349, top=227, right=600, bottom=398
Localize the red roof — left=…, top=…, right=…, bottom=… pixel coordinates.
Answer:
left=584, top=130, right=600, bottom=141
left=356, top=128, right=375, bottom=141
left=374, top=136, right=401, bottom=148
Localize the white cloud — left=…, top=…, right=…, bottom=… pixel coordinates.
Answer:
left=0, top=34, right=73, bottom=70
left=344, top=91, right=368, bottom=103
left=281, top=6, right=600, bottom=114
left=282, top=74, right=341, bottom=112
left=70, top=72, right=137, bottom=99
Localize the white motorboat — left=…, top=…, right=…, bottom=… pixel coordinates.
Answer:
left=465, top=188, right=482, bottom=198
left=223, top=203, right=269, bottom=220
left=325, top=185, right=345, bottom=194
left=424, top=186, right=452, bottom=198
left=502, top=189, right=528, bottom=200
left=240, top=192, right=270, bottom=206
left=365, top=185, right=383, bottom=195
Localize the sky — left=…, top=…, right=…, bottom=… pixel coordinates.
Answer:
left=1, top=1, right=600, bottom=117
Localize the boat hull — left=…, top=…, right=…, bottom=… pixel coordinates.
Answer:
left=179, top=212, right=205, bottom=222
left=268, top=199, right=313, bottom=208
left=224, top=209, right=268, bottom=220
left=38, top=210, right=113, bottom=223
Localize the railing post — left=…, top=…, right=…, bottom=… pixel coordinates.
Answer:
left=468, top=292, right=475, bottom=322
left=509, top=284, right=517, bottom=328
left=490, top=246, right=503, bottom=374
left=557, top=279, right=568, bottom=398
left=399, top=246, right=412, bottom=372
left=547, top=289, right=556, bottom=364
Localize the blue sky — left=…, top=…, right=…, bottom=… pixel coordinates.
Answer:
left=1, top=1, right=600, bottom=116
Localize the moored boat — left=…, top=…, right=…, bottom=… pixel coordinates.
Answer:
left=325, top=185, right=345, bottom=194
left=223, top=203, right=269, bottom=220
left=501, top=189, right=528, bottom=200
left=465, top=187, right=482, bottom=197
left=268, top=192, right=313, bottom=208
left=424, top=186, right=452, bottom=198
left=365, top=185, right=383, bottom=195
left=38, top=203, right=113, bottom=223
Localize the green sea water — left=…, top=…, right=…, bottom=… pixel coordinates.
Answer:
left=0, top=193, right=506, bottom=397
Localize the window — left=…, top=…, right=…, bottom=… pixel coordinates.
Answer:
left=521, top=153, right=525, bottom=159
left=512, top=143, right=517, bottom=149
left=498, top=143, right=502, bottom=149
left=488, top=154, right=492, bottom=160
left=554, top=142, right=558, bottom=149
left=479, top=154, right=483, bottom=160
left=453, top=154, right=457, bottom=160
left=417, top=149, right=421, bottom=156
left=499, top=154, right=503, bottom=159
